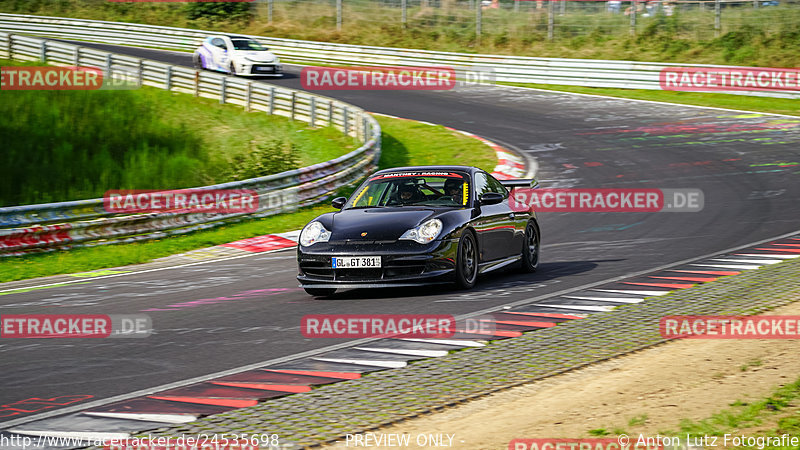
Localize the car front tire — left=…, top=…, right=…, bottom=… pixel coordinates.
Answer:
left=519, top=220, right=540, bottom=273
left=193, top=53, right=204, bottom=70
left=455, top=230, right=478, bottom=289
left=228, top=62, right=237, bottom=76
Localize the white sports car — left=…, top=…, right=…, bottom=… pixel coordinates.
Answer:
left=193, top=35, right=282, bottom=77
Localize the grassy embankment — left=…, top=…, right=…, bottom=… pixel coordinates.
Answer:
left=0, top=64, right=357, bottom=206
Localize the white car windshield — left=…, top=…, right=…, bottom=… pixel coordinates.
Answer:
left=231, top=39, right=267, bottom=51
left=345, top=171, right=470, bottom=209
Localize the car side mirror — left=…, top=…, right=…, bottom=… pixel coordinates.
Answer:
left=331, top=197, right=347, bottom=209
left=479, top=192, right=504, bottom=206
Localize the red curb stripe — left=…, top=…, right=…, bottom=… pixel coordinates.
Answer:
left=772, top=243, right=800, bottom=247
left=490, top=320, right=557, bottom=328
left=669, top=269, right=741, bottom=276
left=211, top=382, right=312, bottom=393
left=622, top=282, right=694, bottom=289
left=262, top=369, right=361, bottom=380
left=503, top=311, right=584, bottom=320
left=456, top=329, right=522, bottom=337
left=148, top=396, right=258, bottom=408
left=650, top=276, right=718, bottom=282
left=756, top=248, right=800, bottom=253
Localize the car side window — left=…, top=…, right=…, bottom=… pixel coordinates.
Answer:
left=211, top=38, right=226, bottom=49
left=487, top=174, right=509, bottom=198
left=474, top=172, right=491, bottom=199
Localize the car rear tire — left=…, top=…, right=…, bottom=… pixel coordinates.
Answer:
left=455, top=230, right=478, bottom=289
left=304, top=287, right=336, bottom=297
left=519, top=220, right=540, bottom=273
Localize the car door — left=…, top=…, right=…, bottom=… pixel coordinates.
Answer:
left=209, top=37, right=229, bottom=71
left=472, top=172, right=512, bottom=262
left=486, top=173, right=523, bottom=258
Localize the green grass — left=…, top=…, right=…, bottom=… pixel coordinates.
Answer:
left=0, top=116, right=496, bottom=283
left=505, top=82, right=800, bottom=117
left=0, top=60, right=356, bottom=206
left=657, top=375, right=800, bottom=446
left=3, top=0, right=800, bottom=67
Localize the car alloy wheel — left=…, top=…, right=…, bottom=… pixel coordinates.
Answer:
left=520, top=220, right=540, bottom=273
left=455, top=231, right=478, bottom=289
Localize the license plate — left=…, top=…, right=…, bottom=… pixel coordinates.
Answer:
left=255, top=67, right=274, bottom=73
left=332, top=256, right=381, bottom=269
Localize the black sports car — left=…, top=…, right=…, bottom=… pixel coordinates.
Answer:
left=296, top=166, right=540, bottom=296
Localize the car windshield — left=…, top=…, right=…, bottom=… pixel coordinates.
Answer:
left=344, top=171, right=470, bottom=209
left=231, top=39, right=267, bottom=51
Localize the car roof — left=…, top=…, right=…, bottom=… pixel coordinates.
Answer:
left=372, top=165, right=479, bottom=175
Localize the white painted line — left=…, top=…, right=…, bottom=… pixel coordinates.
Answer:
left=592, top=289, right=671, bottom=296
left=7, top=430, right=130, bottom=440
left=354, top=347, right=449, bottom=358
left=536, top=304, right=615, bottom=312
left=82, top=412, right=197, bottom=423
left=562, top=295, right=643, bottom=304
left=709, top=258, right=782, bottom=265
left=397, top=338, right=485, bottom=347
left=736, top=253, right=800, bottom=259
left=691, top=263, right=762, bottom=270
left=312, top=358, right=407, bottom=369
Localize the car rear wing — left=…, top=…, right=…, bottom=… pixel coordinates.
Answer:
left=499, top=178, right=540, bottom=190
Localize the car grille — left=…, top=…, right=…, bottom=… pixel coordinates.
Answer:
left=299, top=259, right=426, bottom=281
left=250, top=64, right=279, bottom=74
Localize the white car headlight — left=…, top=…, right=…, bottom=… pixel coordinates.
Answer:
left=399, top=218, right=442, bottom=244
left=300, top=221, right=331, bottom=247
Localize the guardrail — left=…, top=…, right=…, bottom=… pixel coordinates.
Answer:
left=0, top=31, right=381, bottom=257
left=1, top=13, right=797, bottom=99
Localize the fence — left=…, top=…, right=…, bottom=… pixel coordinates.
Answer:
left=1, top=13, right=796, bottom=99
left=255, top=0, right=796, bottom=40
left=0, top=32, right=381, bottom=256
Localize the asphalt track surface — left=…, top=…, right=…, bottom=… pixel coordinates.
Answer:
left=1, top=43, right=799, bottom=427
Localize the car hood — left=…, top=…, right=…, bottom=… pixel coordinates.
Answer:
left=329, top=207, right=440, bottom=241
left=233, top=50, right=276, bottom=62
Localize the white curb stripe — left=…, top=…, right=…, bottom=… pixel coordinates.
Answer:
left=592, top=289, right=672, bottom=296
left=562, top=295, right=644, bottom=304
left=82, top=412, right=197, bottom=423
left=536, top=304, right=616, bottom=312
left=312, top=358, right=407, bottom=368
left=397, top=338, right=485, bottom=347
left=354, top=347, right=449, bottom=357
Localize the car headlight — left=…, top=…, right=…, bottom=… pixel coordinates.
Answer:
left=300, top=221, right=331, bottom=247
left=399, top=218, right=442, bottom=244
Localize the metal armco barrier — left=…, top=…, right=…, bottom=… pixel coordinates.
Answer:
left=0, top=31, right=381, bottom=256
left=0, top=13, right=797, bottom=99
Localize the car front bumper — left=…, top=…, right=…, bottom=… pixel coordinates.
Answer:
left=297, top=239, right=459, bottom=288
left=240, top=62, right=282, bottom=76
